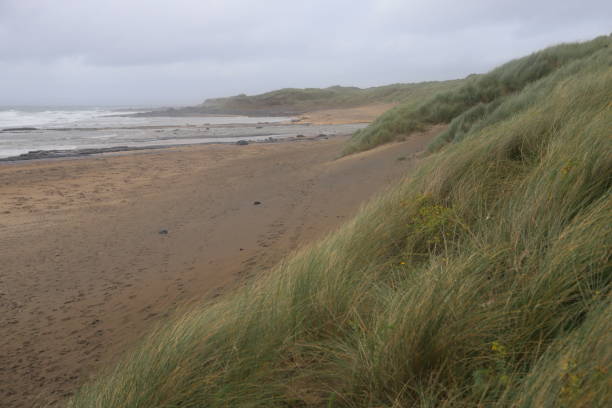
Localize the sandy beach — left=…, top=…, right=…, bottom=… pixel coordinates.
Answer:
left=0, top=128, right=438, bottom=407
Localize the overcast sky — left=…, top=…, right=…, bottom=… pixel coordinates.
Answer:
left=0, top=0, right=610, bottom=106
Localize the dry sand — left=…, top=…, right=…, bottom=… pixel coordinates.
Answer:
left=295, top=103, right=398, bottom=124
left=0, top=128, right=438, bottom=407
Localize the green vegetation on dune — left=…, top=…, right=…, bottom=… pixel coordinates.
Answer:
left=346, top=35, right=611, bottom=154
left=162, top=81, right=463, bottom=116
left=68, top=38, right=611, bottom=407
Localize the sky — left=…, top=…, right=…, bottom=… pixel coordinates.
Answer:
left=0, top=0, right=610, bottom=106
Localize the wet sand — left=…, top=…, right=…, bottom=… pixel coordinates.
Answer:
left=0, top=128, right=439, bottom=407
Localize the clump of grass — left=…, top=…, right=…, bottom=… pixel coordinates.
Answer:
left=345, top=34, right=611, bottom=155
left=68, top=39, right=611, bottom=407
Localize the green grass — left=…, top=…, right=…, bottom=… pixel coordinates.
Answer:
left=345, top=35, right=611, bottom=154
left=68, top=38, right=611, bottom=407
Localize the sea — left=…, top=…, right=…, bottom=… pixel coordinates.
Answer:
left=0, top=107, right=367, bottom=159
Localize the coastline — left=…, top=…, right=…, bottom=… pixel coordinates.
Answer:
left=0, top=111, right=374, bottom=162
left=0, top=133, right=330, bottom=162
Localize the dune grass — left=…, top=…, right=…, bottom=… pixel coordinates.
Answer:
left=68, top=39, right=611, bottom=407
left=345, top=35, right=611, bottom=155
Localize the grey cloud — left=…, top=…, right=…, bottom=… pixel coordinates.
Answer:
left=0, top=0, right=610, bottom=105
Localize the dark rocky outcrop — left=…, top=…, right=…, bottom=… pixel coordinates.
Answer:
left=2, top=127, right=38, bottom=131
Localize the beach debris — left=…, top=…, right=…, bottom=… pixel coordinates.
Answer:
left=236, top=140, right=249, bottom=145
left=159, top=229, right=169, bottom=235
left=253, top=201, right=262, bottom=205
left=296, top=134, right=305, bottom=138
left=317, top=133, right=328, bottom=138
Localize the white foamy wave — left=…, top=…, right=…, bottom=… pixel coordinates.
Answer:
left=0, top=108, right=137, bottom=129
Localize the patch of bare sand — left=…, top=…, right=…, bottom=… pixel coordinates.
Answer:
left=293, top=103, right=397, bottom=125
left=0, top=131, right=436, bottom=407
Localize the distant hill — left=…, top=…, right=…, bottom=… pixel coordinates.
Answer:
left=139, top=81, right=464, bottom=117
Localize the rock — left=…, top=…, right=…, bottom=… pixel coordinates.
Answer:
left=236, top=140, right=249, bottom=145
left=253, top=201, right=261, bottom=205
left=0, top=146, right=136, bottom=162
left=159, top=229, right=168, bottom=235
left=296, top=134, right=305, bottom=138
left=1, top=127, right=38, bottom=131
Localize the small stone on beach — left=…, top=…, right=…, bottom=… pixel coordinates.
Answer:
left=159, top=229, right=168, bottom=235
left=253, top=201, right=261, bottom=205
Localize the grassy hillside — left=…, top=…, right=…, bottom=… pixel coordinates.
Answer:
left=68, top=38, right=611, bottom=407
left=147, top=81, right=463, bottom=116
left=346, top=35, right=611, bottom=154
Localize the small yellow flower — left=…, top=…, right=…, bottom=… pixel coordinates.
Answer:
left=491, top=341, right=507, bottom=356
left=400, top=262, right=406, bottom=265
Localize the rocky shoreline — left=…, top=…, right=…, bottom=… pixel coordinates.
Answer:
left=0, top=134, right=331, bottom=162
left=0, top=145, right=167, bottom=162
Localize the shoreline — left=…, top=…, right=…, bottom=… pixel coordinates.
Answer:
left=0, top=104, right=391, bottom=163
left=1, top=120, right=294, bottom=132
left=0, top=133, right=331, bottom=163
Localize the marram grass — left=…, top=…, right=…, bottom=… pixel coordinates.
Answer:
left=68, top=40, right=611, bottom=407
left=345, top=34, right=611, bottom=155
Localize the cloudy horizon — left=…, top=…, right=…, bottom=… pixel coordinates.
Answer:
left=1, top=0, right=610, bottom=107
